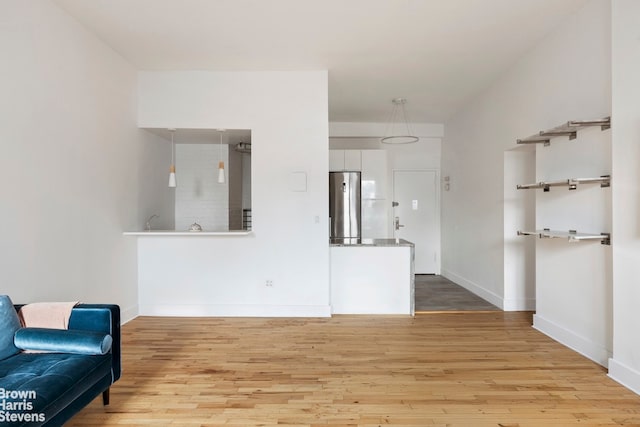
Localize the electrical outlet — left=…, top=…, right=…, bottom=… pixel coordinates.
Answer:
left=265, top=280, right=273, bottom=287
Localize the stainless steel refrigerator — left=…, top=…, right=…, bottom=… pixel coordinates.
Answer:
left=329, top=171, right=361, bottom=239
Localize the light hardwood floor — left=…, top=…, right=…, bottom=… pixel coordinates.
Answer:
left=68, top=312, right=640, bottom=426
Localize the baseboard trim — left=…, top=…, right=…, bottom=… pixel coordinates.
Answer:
left=120, top=304, right=139, bottom=325
left=440, top=269, right=535, bottom=311
left=138, top=304, right=332, bottom=317
left=440, top=269, right=504, bottom=309
left=533, top=314, right=611, bottom=367
left=608, top=358, right=640, bottom=395
left=503, top=298, right=536, bottom=312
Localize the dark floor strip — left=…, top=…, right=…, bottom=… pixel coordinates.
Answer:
left=414, top=275, right=500, bottom=312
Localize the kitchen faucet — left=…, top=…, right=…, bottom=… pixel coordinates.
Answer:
left=145, top=214, right=159, bottom=231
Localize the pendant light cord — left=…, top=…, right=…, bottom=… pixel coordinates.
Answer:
left=171, top=131, right=175, bottom=165
left=383, top=98, right=415, bottom=136
left=381, top=98, right=419, bottom=144
left=399, top=101, right=414, bottom=136
left=383, top=102, right=398, bottom=138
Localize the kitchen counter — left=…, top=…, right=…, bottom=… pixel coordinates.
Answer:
left=127, top=231, right=330, bottom=317
left=124, top=230, right=252, bottom=236
left=126, top=229, right=412, bottom=316
left=330, top=238, right=414, bottom=247
left=330, top=238, right=415, bottom=315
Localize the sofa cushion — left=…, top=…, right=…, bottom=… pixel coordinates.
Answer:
left=14, top=328, right=113, bottom=355
left=0, top=295, right=21, bottom=361
left=0, top=352, right=111, bottom=424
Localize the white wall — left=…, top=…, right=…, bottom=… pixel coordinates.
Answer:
left=503, top=148, right=536, bottom=310
left=139, top=130, right=175, bottom=231
left=442, top=0, right=611, bottom=360
left=0, top=0, right=172, bottom=322
left=534, top=121, right=612, bottom=367
left=137, top=71, right=329, bottom=316
left=609, top=0, right=640, bottom=394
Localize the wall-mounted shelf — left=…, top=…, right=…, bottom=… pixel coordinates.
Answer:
left=516, top=117, right=610, bottom=146
left=517, top=229, right=610, bottom=245
left=517, top=175, right=610, bottom=191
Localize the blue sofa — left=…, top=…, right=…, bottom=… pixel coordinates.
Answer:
left=0, top=297, right=121, bottom=427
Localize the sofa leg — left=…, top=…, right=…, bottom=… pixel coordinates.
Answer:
left=102, top=388, right=110, bottom=405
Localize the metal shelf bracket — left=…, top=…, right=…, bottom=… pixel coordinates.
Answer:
left=517, top=228, right=611, bottom=245
left=516, top=116, right=610, bottom=147
left=516, top=175, right=611, bottom=191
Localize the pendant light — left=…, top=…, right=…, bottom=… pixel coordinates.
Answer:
left=168, top=128, right=177, bottom=187
left=217, top=129, right=226, bottom=184
left=381, top=98, right=419, bottom=144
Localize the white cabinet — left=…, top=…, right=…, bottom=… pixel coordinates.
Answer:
left=330, top=245, right=413, bottom=314
left=344, top=150, right=361, bottom=171
left=361, top=149, right=388, bottom=199
left=329, top=149, right=361, bottom=171
left=361, top=150, right=389, bottom=237
left=330, top=149, right=387, bottom=197
left=330, top=149, right=389, bottom=238
left=329, top=150, right=345, bottom=171
left=361, top=199, right=388, bottom=238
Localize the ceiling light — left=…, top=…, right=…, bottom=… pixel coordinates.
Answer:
left=381, top=98, right=419, bottom=144
left=168, top=128, right=177, bottom=188
left=235, top=142, right=251, bottom=154
left=217, top=129, right=226, bottom=184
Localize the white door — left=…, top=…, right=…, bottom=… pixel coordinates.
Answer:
left=393, top=170, right=439, bottom=274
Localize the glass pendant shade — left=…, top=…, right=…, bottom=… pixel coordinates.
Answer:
left=217, top=161, right=225, bottom=184
left=168, top=165, right=176, bottom=187
left=217, top=129, right=226, bottom=184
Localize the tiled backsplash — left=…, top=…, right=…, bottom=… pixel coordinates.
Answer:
left=175, top=144, right=229, bottom=231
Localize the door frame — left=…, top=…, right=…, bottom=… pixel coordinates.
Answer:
left=391, top=168, right=441, bottom=275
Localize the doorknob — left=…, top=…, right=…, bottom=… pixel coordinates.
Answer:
left=395, top=216, right=405, bottom=230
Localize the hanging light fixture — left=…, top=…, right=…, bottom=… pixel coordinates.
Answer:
left=381, top=98, right=419, bottom=144
left=217, top=129, right=226, bottom=184
left=168, top=128, right=177, bottom=188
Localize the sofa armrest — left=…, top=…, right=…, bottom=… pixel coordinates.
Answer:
left=14, top=327, right=113, bottom=355
left=13, top=303, right=122, bottom=383
left=68, top=304, right=121, bottom=383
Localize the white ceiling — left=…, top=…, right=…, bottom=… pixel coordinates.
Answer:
left=55, top=0, right=587, bottom=123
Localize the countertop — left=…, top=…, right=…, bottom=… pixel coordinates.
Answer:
left=123, top=230, right=252, bottom=236
left=330, top=238, right=414, bottom=247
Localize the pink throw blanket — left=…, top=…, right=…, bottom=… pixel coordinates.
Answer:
left=18, top=301, right=79, bottom=329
